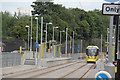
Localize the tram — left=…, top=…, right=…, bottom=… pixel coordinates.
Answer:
left=86, top=46, right=99, bottom=63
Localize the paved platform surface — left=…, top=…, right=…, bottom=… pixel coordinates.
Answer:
left=2, top=65, right=36, bottom=76
left=2, top=57, right=72, bottom=76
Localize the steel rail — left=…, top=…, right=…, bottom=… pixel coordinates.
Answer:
left=79, top=64, right=96, bottom=79
left=4, top=60, right=77, bottom=78
left=23, top=61, right=82, bottom=79
left=59, top=63, right=88, bottom=78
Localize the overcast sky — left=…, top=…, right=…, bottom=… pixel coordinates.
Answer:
left=0, top=0, right=107, bottom=15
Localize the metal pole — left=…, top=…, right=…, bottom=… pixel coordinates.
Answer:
left=115, top=15, right=119, bottom=61
left=60, top=31, right=61, bottom=44
left=104, top=16, right=115, bottom=78
left=53, top=27, right=54, bottom=40
left=41, top=17, right=43, bottom=45
left=101, top=34, right=102, bottom=54
left=46, top=23, right=47, bottom=43
left=114, top=15, right=119, bottom=79
left=28, top=27, right=29, bottom=51
left=38, top=17, right=43, bottom=65
left=35, top=17, right=38, bottom=65
left=70, top=36, right=72, bottom=54
left=65, top=28, right=68, bottom=56
left=81, top=40, right=82, bottom=53
left=108, top=16, right=114, bottom=63
left=36, top=17, right=38, bottom=45
left=107, top=28, right=109, bottom=53
left=72, top=31, right=74, bottom=55
left=81, top=40, right=83, bottom=58
left=40, top=17, right=43, bottom=59
left=30, top=15, right=32, bottom=51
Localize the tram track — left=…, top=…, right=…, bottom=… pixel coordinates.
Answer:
left=4, top=60, right=82, bottom=78
left=60, top=63, right=88, bottom=78
left=23, top=61, right=82, bottom=79
left=79, top=64, right=96, bottom=79
left=3, top=59, right=94, bottom=79
left=59, top=63, right=96, bottom=79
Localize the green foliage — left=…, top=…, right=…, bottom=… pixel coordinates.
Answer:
left=2, top=2, right=110, bottom=44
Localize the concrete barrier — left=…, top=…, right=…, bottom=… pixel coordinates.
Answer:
left=24, top=51, right=33, bottom=59
left=2, top=52, right=21, bottom=67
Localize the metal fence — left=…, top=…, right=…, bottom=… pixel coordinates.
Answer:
left=61, top=39, right=106, bottom=54
left=2, top=52, right=21, bottom=67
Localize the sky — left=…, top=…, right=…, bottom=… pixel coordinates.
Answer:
left=0, top=0, right=107, bottom=15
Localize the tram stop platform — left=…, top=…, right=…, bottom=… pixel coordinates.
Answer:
left=2, top=57, right=72, bottom=76
left=40, top=57, right=72, bottom=67
left=2, top=65, right=36, bottom=76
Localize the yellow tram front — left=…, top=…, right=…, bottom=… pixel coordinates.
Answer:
left=86, top=46, right=99, bottom=63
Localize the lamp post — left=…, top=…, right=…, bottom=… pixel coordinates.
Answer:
left=25, top=25, right=30, bottom=51
left=60, top=30, right=65, bottom=44
left=66, top=28, right=68, bottom=56
left=45, top=22, right=52, bottom=43
left=35, top=16, right=38, bottom=45
left=70, top=36, right=72, bottom=55
left=72, top=31, right=74, bottom=55
left=35, top=16, right=38, bottom=65
left=101, top=34, right=102, bottom=54
left=30, top=14, right=33, bottom=52
left=30, top=9, right=35, bottom=52
left=53, top=26, right=59, bottom=40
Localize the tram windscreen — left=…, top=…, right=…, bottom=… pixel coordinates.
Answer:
left=88, top=47, right=97, bottom=56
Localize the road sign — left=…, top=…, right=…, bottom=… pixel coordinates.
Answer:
left=104, top=0, right=119, bottom=2
left=78, top=44, right=80, bottom=48
left=95, top=71, right=112, bottom=79
left=36, top=42, right=39, bottom=48
left=77, top=49, right=80, bottom=53
left=105, top=43, right=115, bottom=46
left=102, top=3, right=120, bottom=15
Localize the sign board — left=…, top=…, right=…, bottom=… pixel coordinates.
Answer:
left=78, top=44, right=80, bottom=48
left=102, top=3, right=120, bottom=15
left=36, top=42, right=39, bottom=48
left=95, top=71, right=112, bottom=79
left=77, top=49, right=80, bottom=53
left=105, top=43, right=115, bottom=46
left=104, top=0, right=119, bottom=2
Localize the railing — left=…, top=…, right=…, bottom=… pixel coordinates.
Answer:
left=2, top=52, right=21, bottom=67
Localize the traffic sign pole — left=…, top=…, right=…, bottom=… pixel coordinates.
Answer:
left=114, top=15, right=120, bottom=80
left=102, top=1, right=120, bottom=79
left=114, top=15, right=119, bottom=61
left=104, top=16, right=115, bottom=78
left=108, top=16, right=114, bottom=63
